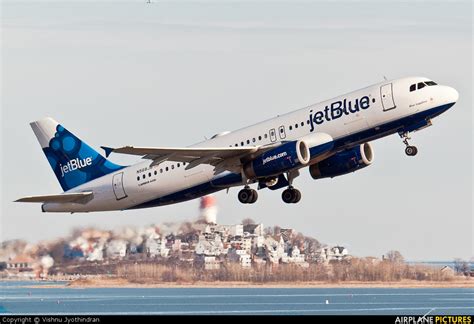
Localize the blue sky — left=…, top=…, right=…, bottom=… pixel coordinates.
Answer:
left=1, top=0, right=472, bottom=260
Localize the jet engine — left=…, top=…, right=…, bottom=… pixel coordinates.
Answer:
left=243, top=140, right=310, bottom=179
left=309, top=142, right=374, bottom=179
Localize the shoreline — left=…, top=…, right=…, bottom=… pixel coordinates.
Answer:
left=60, top=277, right=474, bottom=289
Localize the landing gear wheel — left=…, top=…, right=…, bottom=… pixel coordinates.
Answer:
left=282, top=189, right=294, bottom=204
left=282, top=188, right=301, bottom=204
left=249, top=189, right=258, bottom=204
left=400, top=132, right=418, bottom=157
left=238, top=189, right=251, bottom=204
left=238, top=188, right=258, bottom=204
left=292, top=189, right=301, bottom=203
left=405, top=146, right=418, bottom=156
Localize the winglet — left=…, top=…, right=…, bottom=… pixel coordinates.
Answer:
left=100, top=146, right=114, bottom=158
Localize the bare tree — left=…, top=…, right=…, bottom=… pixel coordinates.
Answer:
left=264, top=226, right=273, bottom=236
left=241, top=218, right=256, bottom=225
left=454, top=258, right=470, bottom=275
left=385, top=250, right=404, bottom=264
left=273, top=226, right=281, bottom=235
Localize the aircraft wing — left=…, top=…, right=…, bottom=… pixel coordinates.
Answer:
left=102, top=145, right=263, bottom=173
left=15, top=192, right=93, bottom=204
left=103, top=133, right=334, bottom=175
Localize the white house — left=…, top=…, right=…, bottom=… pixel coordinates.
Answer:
left=106, top=240, right=127, bottom=259
left=145, top=238, right=169, bottom=258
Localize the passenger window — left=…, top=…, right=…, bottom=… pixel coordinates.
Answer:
left=142, top=174, right=145, bottom=179
left=148, top=172, right=151, bottom=177
left=258, top=136, right=262, bottom=141
left=295, top=124, right=298, bottom=128
left=171, top=165, right=175, bottom=170
left=289, top=126, right=293, bottom=130
left=137, top=176, right=140, bottom=181
left=166, top=167, right=169, bottom=171
left=247, top=140, right=250, bottom=144
left=264, top=134, right=268, bottom=139
left=301, top=122, right=304, bottom=127
left=417, top=82, right=426, bottom=90
left=160, top=169, right=163, bottom=173
left=154, top=170, right=157, bottom=175
left=409, top=84, right=416, bottom=92
left=252, top=138, right=256, bottom=143
left=241, top=142, right=244, bottom=146
left=177, top=163, right=180, bottom=168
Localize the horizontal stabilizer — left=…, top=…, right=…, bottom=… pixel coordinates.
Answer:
left=15, top=192, right=93, bottom=204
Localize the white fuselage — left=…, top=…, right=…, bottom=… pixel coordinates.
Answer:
left=42, top=76, right=458, bottom=212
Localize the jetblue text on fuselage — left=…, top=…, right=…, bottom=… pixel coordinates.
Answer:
left=60, top=157, right=93, bottom=177
left=309, top=95, right=371, bottom=132
left=262, top=152, right=288, bottom=165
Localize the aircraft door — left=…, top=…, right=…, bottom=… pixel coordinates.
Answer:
left=380, top=83, right=396, bottom=111
left=269, top=128, right=277, bottom=142
left=112, top=172, right=128, bottom=200
left=278, top=125, right=286, bottom=139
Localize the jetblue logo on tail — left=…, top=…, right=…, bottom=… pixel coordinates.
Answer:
left=60, top=157, right=93, bottom=177
left=38, top=123, right=124, bottom=191
left=309, top=95, right=371, bottom=132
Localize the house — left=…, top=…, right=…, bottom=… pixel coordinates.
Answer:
left=243, top=223, right=264, bottom=236
left=264, top=235, right=285, bottom=264
left=440, top=266, right=455, bottom=276
left=287, top=246, right=309, bottom=268
left=195, top=235, right=224, bottom=256
left=229, top=225, right=244, bottom=237
left=106, top=240, right=127, bottom=259
left=145, top=238, right=169, bottom=258
left=318, top=245, right=349, bottom=262
left=7, top=255, right=34, bottom=271
left=228, top=248, right=252, bottom=268
left=195, top=255, right=220, bottom=270
left=280, top=228, right=295, bottom=243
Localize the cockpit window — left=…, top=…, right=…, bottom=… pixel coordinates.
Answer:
left=410, top=81, right=437, bottom=92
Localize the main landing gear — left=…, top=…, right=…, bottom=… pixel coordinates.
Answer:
left=237, top=171, right=302, bottom=204
left=282, top=187, right=301, bottom=204
left=281, top=171, right=301, bottom=204
left=400, top=132, right=418, bottom=156
left=238, top=186, right=258, bottom=204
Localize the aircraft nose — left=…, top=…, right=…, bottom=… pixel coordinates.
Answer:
left=445, top=86, right=459, bottom=103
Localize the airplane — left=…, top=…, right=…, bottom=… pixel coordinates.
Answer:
left=16, top=76, right=458, bottom=212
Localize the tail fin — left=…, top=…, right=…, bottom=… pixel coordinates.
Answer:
left=30, top=117, right=124, bottom=191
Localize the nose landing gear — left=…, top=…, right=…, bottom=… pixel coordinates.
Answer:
left=400, top=132, right=418, bottom=156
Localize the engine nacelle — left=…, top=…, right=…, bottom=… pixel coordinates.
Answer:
left=244, top=140, right=310, bottom=179
left=309, top=142, right=374, bottom=180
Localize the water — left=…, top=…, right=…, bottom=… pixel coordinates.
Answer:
left=0, top=281, right=473, bottom=315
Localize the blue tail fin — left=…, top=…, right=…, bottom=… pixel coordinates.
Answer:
left=30, top=117, right=124, bottom=191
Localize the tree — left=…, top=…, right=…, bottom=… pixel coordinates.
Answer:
left=385, top=250, right=404, bottom=263
left=264, top=227, right=273, bottom=236
left=304, top=236, right=322, bottom=256
left=454, top=258, right=470, bottom=275
left=273, top=226, right=281, bottom=235
left=241, top=218, right=256, bottom=225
